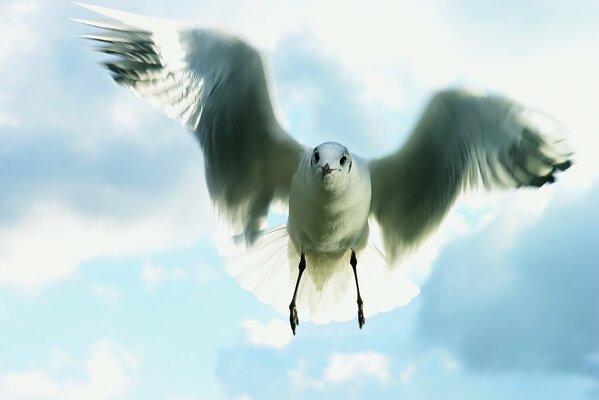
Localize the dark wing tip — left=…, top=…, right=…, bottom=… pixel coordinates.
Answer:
left=528, top=159, right=572, bottom=187
left=555, top=160, right=572, bottom=171
left=529, top=174, right=554, bottom=187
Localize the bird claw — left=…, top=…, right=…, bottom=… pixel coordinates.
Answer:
left=358, top=304, right=365, bottom=329
left=289, top=304, right=299, bottom=335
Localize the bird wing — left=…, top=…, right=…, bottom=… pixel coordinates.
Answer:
left=369, top=89, right=572, bottom=261
left=76, top=3, right=304, bottom=240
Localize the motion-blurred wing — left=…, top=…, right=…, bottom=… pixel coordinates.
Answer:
left=369, top=90, right=572, bottom=260
left=76, top=3, right=303, bottom=240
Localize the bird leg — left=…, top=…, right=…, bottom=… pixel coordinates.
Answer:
left=350, top=251, right=365, bottom=329
left=289, top=253, right=306, bottom=335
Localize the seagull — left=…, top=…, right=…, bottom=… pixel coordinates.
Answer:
left=76, top=4, right=572, bottom=334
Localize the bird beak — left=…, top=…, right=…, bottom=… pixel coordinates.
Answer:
left=321, top=163, right=333, bottom=179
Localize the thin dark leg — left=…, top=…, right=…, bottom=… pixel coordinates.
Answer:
left=289, top=253, right=306, bottom=335
left=350, top=251, right=365, bottom=329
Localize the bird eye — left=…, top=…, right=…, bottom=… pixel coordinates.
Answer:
left=340, top=155, right=347, bottom=165
left=314, top=152, right=320, bottom=162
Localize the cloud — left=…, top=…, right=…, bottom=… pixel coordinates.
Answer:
left=0, top=111, right=20, bottom=129
left=289, top=351, right=391, bottom=389
left=0, top=341, right=137, bottom=400
left=323, top=351, right=391, bottom=384
left=416, top=180, right=599, bottom=380
left=140, top=263, right=186, bottom=290
left=215, top=338, right=397, bottom=398
left=0, top=371, right=62, bottom=399
left=287, top=358, right=325, bottom=390
left=90, top=284, right=121, bottom=303
left=48, top=348, right=75, bottom=373
left=0, top=1, right=221, bottom=295
left=0, top=298, right=8, bottom=320
left=140, top=259, right=220, bottom=290
left=272, top=34, right=408, bottom=158
left=0, top=164, right=214, bottom=292
left=305, top=1, right=458, bottom=94
left=0, top=1, right=42, bottom=67
left=163, top=396, right=208, bottom=400
left=0, top=0, right=72, bottom=141
left=399, top=363, right=416, bottom=384
left=242, top=319, right=292, bottom=349
left=215, top=346, right=294, bottom=398
left=195, top=261, right=220, bottom=285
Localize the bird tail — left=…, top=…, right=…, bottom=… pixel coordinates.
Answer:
left=220, top=225, right=293, bottom=315
left=219, top=225, right=420, bottom=324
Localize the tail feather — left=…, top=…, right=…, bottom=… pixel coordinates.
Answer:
left=219, top=225, right=420, bottom=324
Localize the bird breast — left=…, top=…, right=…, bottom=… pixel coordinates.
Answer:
left=287, top=161, right=372, bottom=254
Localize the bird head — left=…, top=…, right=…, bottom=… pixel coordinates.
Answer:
left=310, top=142, right=353, bottom=191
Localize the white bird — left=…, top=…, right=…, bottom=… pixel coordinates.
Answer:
left=76, top=4, right=572, bottom=334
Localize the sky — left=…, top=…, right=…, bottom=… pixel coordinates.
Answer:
left=1, top=0, right=598, bottom=399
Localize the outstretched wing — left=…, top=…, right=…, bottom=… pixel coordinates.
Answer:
left=76, top=3, right=304, bottom=240
left=369, top=89, right=572, bottom=260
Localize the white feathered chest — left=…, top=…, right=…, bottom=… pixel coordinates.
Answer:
left=287, top=153, right=371, bottom=254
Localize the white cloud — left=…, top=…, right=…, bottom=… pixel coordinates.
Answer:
left=399, top=363, right=416, bottom=384
left=109, top=94, right=149, bottom=133
left=439, top=351, right=460, bottom=372
left=289, top=351, right=391, bottom=389
left=90, top=285, right=121, bottom=303
left=323, top=352, right=391, bottom=384
left=0, top=1, right=41, bottom=63
left=287, top=358, right=325, bottom=390
left=195, top=262, right=220, bottom=285
left=140, top=260, right=219, bottom=289
left=193, top=0, right=305, bottom=51
left=400, top=178, right=562, bottom=285
left=80, top=341, right=137, bottom=399
left=0, top=371, right=62, bottom=399
left=69, top=92, right=185, bottom=156
left=0, top=0, right=51, bottom=133
left=48, top=348, right=75, bottom=374
left=0, top=202, right=186, bottom=292
left=0, top=111, right=20, bottom=128
left=305, top=1, right=458, bottom=101
left=416, top=183, right=599, bottom=378
left=164, top=396, right=205, bottom=400
left=0, top=165, right=214, bottom=292
left=141, top=263, right=186, bottom=290
left=0, top=341, right=137, bottom=400
left=241, top=319, right=292, bottom=349
left=0, top=298, right=8, bottom=320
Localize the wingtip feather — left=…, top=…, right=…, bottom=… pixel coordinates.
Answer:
left=74, top=2, right=182, bottom=31
left=71, top=17, right=148, bottom=33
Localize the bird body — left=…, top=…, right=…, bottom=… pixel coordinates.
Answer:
left=288, top=144, right=371, bottom=255
left=76, top=3, right=572, bottom=332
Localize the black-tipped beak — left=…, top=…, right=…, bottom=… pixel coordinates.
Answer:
left=321, top=163, right=333, bottom=180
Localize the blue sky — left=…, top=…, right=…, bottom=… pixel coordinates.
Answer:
left=1, top=1, right=598, bottom=399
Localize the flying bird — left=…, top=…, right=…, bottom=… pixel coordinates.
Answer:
left=76, top=4, right=572, bottom=334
